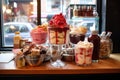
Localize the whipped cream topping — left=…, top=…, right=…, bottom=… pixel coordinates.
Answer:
left=31, top=24, right=47, bottom=33
left=70, top=26, right=87, bottom=35
left=75, top=41, right=93, bottom=49
left=70, top=27, right=80, bottom=35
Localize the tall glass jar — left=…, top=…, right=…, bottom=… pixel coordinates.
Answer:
left=13, top=31, right=22, bottom=49
left=99, top=32, right=112, bottom=59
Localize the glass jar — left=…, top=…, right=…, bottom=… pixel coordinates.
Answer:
left=73, top=5, right=78, bottom=17
left=13, top=31, right=22, bottom=49
left=99, top=32, right=113, bottom=59
left=15, top=55, right=25, bottom=68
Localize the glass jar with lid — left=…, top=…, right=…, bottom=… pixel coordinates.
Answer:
left=99, top=31, right=112, bottom=59
left=13, top=31, right=22, bottom=49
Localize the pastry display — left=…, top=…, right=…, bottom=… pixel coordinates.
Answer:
left=12, top=12, right=111, bottom=67
left=48, top=13, right=70, bottom=44
left=30, top=24, right=47, bottom=44
left=75, top=41, right=93, bottom=66
left=69, top=26, right=87, bottom=44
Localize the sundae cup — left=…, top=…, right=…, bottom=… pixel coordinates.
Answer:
left=30, top=24, right=47, bottom=44
left=70, top=26, right=87, bottom=44
left=48, top=13, right=70, bottom=45
left=48, top=13, right=70, bottom=67
left=75, top=41, right=93, bottom=66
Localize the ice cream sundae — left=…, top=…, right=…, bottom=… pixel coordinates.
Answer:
left=69, top=26, right=87, bottom=44
left=30, top=24, right=47, bottom=44
left=48, top=13, right=70, bottom=44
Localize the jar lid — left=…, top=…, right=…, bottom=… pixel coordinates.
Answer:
left=15, top=31, right=20, bottom=34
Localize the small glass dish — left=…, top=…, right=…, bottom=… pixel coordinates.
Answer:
left=25, top=54, right=45, bottom=67
left=62, top=54, right=75, bottom=62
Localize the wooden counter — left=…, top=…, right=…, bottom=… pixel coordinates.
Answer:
left=0, top=54, right=120, bottom=74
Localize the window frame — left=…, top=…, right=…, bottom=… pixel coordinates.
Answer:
left=0, top=0, right=105, bottom=51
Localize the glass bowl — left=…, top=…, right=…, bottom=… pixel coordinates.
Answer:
left=25, top=54, right=45, bottom=67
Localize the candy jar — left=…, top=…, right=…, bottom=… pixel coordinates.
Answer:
left=99, top=31, right=112, bottom=59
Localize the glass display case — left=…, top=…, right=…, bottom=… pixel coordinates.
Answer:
left=67, top=17, right=99, bottom=36
left=66, top=4, right=99, bottom=37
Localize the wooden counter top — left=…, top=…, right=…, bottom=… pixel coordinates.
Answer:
left=0, top=54, right=120, bottom=74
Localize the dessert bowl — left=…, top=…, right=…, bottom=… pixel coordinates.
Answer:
left=25, top=54, right=45, bottom=66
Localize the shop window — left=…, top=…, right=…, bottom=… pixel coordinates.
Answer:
left=0, top=0, right=102, bottom=51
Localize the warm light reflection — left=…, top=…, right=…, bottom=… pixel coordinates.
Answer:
left=13, top=2, right=17, bottom=8
left=6, top=9, right=12, bottom=14
left=30, top=1, right=37, bottom=5
left=31, top=11, right=35, bottom=14
left=2, top=5, right=6, bottom=13
left=10, top=25, right=16, bottom=30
